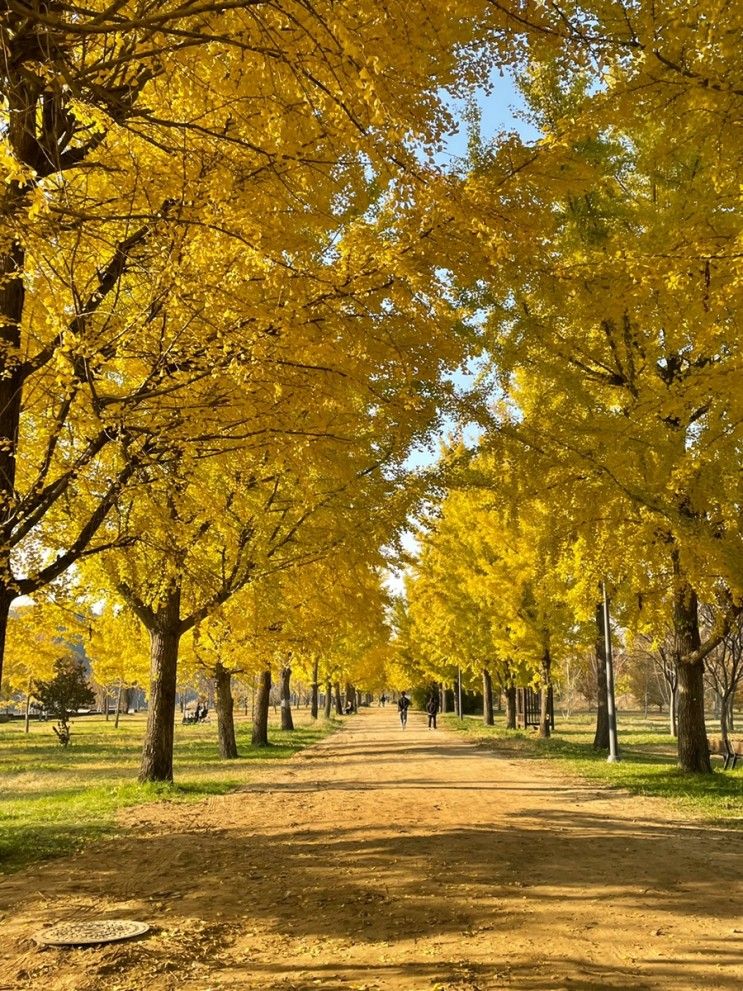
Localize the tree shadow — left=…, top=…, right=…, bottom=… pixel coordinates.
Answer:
left=7, top=812, right=742, bottom=989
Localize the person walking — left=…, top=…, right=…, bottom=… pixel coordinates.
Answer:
left=398, top=691, right=410, bottom=729
left=426, top=692, right=439, bottom=730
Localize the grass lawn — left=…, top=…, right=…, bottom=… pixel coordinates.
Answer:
left=442, top=711, right=743, bottom=827
left=0, top=709, right=339, bottom=873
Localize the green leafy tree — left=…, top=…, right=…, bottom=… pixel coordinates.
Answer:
left=34, top=657, right=96, bottom=747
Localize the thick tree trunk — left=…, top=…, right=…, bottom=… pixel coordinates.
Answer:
left=139, top=590, right=182, bottom=783
left=215, top=662, right=239, bottom=759
left=0, top=589, right=16, bottom=697
left=539, top=646, right=551, bottom=739
left=0, top=237, right=24, bottom=692
left=677, top=659, right=710, bottom=772
left=593, top=601, right=609, bottom=750
left=334, top=682, right=343, bottom=716
left=670, top=685, right=678, bottom=737
left=310, top=656, right=319, bottom=719
left=505, top=684, right=516, bottom=729
left=672, top=560, right=711, bottom=772
left=252, top=667, right=271, bottom=746
left=482, top=668, right=494, bottom=726
left=439, top=683, right=447, bottom=714
left=324, top=678, right=332, bottom=719
left=453, top=682, right=460, bottom=717
left=280, top=664, right=294, bottom=731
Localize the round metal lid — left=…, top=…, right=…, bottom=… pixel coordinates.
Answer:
left=34, top=919, right=150, bottom=946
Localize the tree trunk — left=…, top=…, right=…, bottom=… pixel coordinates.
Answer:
left=0, top=589, right=16, bottom=698
left=252, top=667, right=271, bottom=746
left=114, top=680, right=124, bottom=729
left=453, top=682, right=460, bottom=717
left=672, top=561, right=711, bottom=772
left=539, top=646, right=551, bottom=738
left=215, top=661, right=238, bottom=759
left=139, top=589, right=182, bottom=783
left=482, top=668, right=494, bottom=726
left=593, top=601, right=609, bottom=750
left=24, top=681, right=31, bottom=734
left=310, top=656, right=319, bottom=720
left=345, top=682, right=356, bottom=713
left=280, top=664, right=294, bottom=731
left=505, top=684, right=516, bottom=729
left=0, top=236, right=25, bottom=692
left=334, top=682, right=343, bottom=716
left=677, top=659, right=710, bottom=772
left=439, top=683, right=447, bottom=714
left=720, top=690, right=731, bottom=748
left=670, top=684, right=678, bottom=737
left=324, top=678, right=332, bottom=718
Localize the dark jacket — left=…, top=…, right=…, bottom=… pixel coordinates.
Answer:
left=426, top=697, right=439, bottom=714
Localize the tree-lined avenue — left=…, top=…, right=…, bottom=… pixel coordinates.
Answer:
left=1, top=707, right=741, bottom=990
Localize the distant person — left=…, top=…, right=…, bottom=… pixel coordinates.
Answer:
left=426, top=693, right=439, bottom=730
left=199, top=703, right=208, bottom=721
left=345, top=698, right=353, bottom=715
left=398, top=691, right=410, bottom=729
left=379, top=693, right=387, bottom=707
left=194, top=701, right=203, bottom=721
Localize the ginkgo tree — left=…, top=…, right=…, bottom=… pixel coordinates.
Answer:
left=442, top=5, right=743, bottom=771
left=2, top=603, right=64, bottom=731
left=86, top=602, right=150, bottom=726
left=1, top=0, right=519, bottom=697
left=404, top=450, right=588, bottom=736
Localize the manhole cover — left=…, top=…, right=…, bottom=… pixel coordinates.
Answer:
left=35, top=919, right=150, bottom=946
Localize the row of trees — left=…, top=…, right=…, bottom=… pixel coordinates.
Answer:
left=3, top=3, right=740, bottom=777
left=394, top=1, right=743, bottom=774
left=0, top=2, right=518, bottom=780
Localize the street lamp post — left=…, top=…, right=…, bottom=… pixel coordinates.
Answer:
left=602, top=581, right=620, bottom=762
left=457, top=666, right=463, bottom=721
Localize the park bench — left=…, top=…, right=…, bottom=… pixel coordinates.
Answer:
left=721, top=738, right=742, bottom=770
left=708, top=736, right=742, bottom=770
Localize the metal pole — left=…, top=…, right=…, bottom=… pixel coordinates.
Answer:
left=602, top=581, right=620, bottom=762
left=457, top=667, right=463, bottom=720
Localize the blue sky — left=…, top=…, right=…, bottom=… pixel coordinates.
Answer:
left=386, top=72, right=539, bottom=590
left=439, top=67, right=540, bottom=164
left=403, top=71, right=537, bottom=472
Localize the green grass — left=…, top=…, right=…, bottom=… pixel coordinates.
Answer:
left=0, top=709, right=339, bottom=873
left=442, top=711, right=743, bottom=827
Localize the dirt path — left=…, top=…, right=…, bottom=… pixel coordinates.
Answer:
left=1, top=708, right=741, bottom=991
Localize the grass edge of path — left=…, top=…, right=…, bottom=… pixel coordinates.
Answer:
left=0, top=714, right=343, bottom=874
left=441, top=713, right=743, bottom=828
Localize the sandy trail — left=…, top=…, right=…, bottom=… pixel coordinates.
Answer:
left=1, top=707, right=741, bottom=991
